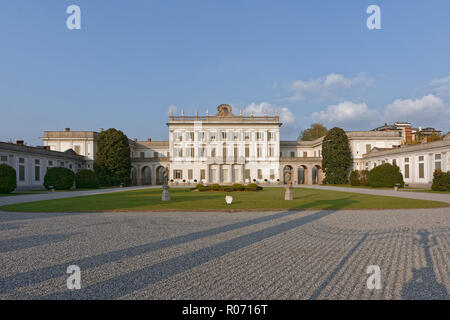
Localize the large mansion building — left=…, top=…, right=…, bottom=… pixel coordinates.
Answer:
left=1, top=104, right=449, bottom=189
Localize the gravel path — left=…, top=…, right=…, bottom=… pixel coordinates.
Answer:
left=0, top=206, right=448, bottom=299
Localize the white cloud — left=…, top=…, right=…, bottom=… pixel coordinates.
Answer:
left=384, top=94, right=450, bottom=123
left=288, top=73, right=374, bottom=102
left=311, top=101, right=378, bottom=128
left=429, top=76, right=450, bottom=96
left=244, top=102, right=295, bottom=125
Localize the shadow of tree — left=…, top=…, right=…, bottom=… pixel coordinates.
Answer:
left=401, top=229, right=448, bottom=300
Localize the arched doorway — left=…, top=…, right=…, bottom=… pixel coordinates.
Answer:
left=297, top=166, right=307, bottom=184
left=312, top=165, right=320, bottom=184
left=141, top=166, right=152, bottom=185
left=283, top=165, right=293, bottom=184
left=131, top=167, right=137, bottom=185
left=156, top=166, right=164, bottom=185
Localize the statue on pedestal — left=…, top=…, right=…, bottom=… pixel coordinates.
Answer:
left=161, top=166, right=170, bottom=201
left=284, top=167, right=293, bottom=201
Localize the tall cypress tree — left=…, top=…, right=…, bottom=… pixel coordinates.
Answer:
left=321, top=127, right=351, bottom=184
left=94, top=128, right=132, bottom=186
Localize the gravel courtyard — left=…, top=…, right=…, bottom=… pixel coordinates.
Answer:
left=0, top=203, right=449, bottom=299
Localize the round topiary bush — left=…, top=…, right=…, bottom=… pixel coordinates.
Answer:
left=431, top=170, right=450, bottom=191
left=232, top=183, right=244, bottom=191
left=245, top=183, right=259, bottom=191
left=212, top=184, right=220, bottom=191
left=44, top=167, right=75, bottom=190
left=368, top=163, right=404, bottom=188
left=0, top=164, right=17, bottom=193
left=75, top=169, right=100, bottom=189
left=195, top=183, right=204, bottom=189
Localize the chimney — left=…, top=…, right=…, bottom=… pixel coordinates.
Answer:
left=148, top=138, right=152, bottom=142
left=404, top=126, right=412, bottom=143
left=16, top=140, right=24, bottom=146
left=65, top=128, right=70, bottom=132
left=44, top=146, right=51, bottom=150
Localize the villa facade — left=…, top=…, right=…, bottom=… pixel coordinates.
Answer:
left=2, top=104, right=449, bottom=189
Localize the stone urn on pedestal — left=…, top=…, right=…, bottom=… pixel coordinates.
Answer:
left=284, top=167, right=293, bottom=201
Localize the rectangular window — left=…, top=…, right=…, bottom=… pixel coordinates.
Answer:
left=234, top=147, right=238, bottom=162
left=210, top=132, right=216, bottom=141
left=211, top=148, right=216, bottom=157
left=188, top=169, right=193, bottom=180
left=190, top=147, right=194, bottom=157
left=245, top=145, right=249, bottom=158
left=234, top=132, right=239, bottom=140
left=221, top=132, right=227, bottom=140
left=200, top=169, right=205, bottom=180
left=419, top=156, right=424, bottom=161
left=256, top=132, right=263, bottom=140
left=303, top=152, right=307, bottom=157
left=257, top=169, right=262, bottom=179
left=60, top=162, right=64, bottom=167
left=245, top=169, right=250, bottom=180
left=244, top=132, right=250, bottom=141
left=435, top=154, right=441, bottom=160
left=404, top=157, right=409, bottom=163
left=269, top=146, right=274, bottom=157
left=268, top=132, right=274, bottom=141
left=19, top=163, right=25, bottom=181
left=257, top=147, right=262, bottom=158
left=404, top=164, right=410, bottom=179
left=140, top=152, right=145, bottom=159
left=435, top=162, right=441, bottom=170
left=1, top=155, right=8, bottom=162
left=34, top=165, right=40, bottom=181
left=174, top=170, right=182, bottom=179
left=419, top=163, right=424, bottom=178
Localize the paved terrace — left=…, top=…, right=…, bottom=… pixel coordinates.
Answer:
left=0, top=186, right=448, bottom=299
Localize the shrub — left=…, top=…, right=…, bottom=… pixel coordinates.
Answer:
left=212, top=184, right=220, bottom=191
left=245, top=183, right=262, bottom=191
left=232, top=183, right=244, bottom=191
left=431, top=170, right=450, bottom=191
left=195, top=183, right=204, bottom=189
left=75, top=169, right=100, bottom=189
left=368, top=164, right=404, bottom=188
left=44, top=167, right=75, bottom=190
left=0, top=164, right=17, bottom=193
left=198, top=186, right=212, bottom=192
left=224, top=187, right=233, bottom=192
left=349, top=170, right=360, bottom=186
left=359, top=170, right=369, bottom=186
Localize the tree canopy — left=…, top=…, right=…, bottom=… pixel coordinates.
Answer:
left=321, top=127, right=352, bottom=184
left=299, top=123, right=328, bottom=141
left=94, top=128, right=132, bottom=186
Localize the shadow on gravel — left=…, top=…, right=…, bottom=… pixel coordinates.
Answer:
left=0, top=233, right=81, bottom=253
left=401, top=229, right=449, bottom=300
left=40, top=198, right=355, bottom=299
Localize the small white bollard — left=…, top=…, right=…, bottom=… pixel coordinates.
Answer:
left=225, top=196, right=233, bottom=204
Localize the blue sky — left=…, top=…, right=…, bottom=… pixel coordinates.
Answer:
left=1, top=0, right=450, bottom=145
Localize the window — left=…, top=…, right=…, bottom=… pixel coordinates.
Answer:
left=1, top=155, right=7, bottom=162
left=404, top=164, right=410, bottom=179
left=257, top=146, right=262, bottom=158
left=200, top=169, right=205, bottom=180
left=303, top=152, right=307, bottom=158
left=200, top=146, right=206, bottom=157
left=290, top=151, right=295, bottom=158
left=245, top=169, right=251, bottom=180
left=256, top=132, right=263, bottom=140
left=257, top=169, right=262, bottom=179
left=178, top=148, right=183, bottom=157
left=234, top=132, right=239, bottom=140
left=435, top=154, right=441, bottom=160
left=210, top=132, right=216, bottom=141
left=140, top=152, right=145, bottom=159
left=34, top=165, right=40, bottom=181
left=60, top=162, right=65, bottom=167
left=199, top=132, right=205, bottom=140
left=404, top=157, right=409, bottom=163
left=211, top=148, right=216, bottom=157
left=268, top=132, right=274, bottom=141
left=245, top=145, right=249, bottom=158
left=221, top=132, right=227, bottom=140
left=419, top=163, right=424, bottom=178
left=269, top=146, right=274, bottom=157
left=188, top=169, right=193, bottom=180
left=435, top=154, right=442, bottom=170
left=234, top=146, right=238, bottom=162
left=190, top=147, right=195, bottom=157
left=19, top=158, right=25, bottom=181
left=223, top=146, right=227, bottom=162
left=174, top=170, right=182, bottom=179
left=244, top=132, right=250, bottom=141
left=186, top=132, right=194, bottom=141
left=419, top=156, right=424, bottom=161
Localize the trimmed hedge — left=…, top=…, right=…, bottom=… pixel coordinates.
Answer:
left=350, top=170, right=369, bottom=186
left=431, top=170, right=450, bottom=191
left=75, top=169, right=100, bottom=189
left=195, top=183, right=262, bottom=192
left=44, top=167, right=75, bottom=190
left=368, top=164, right=404, bottom=188
left=0, top=164, right=17, bottom=193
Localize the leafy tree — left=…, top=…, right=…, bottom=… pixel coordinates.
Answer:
left=432, top=169, right=450, bottom=191
left=0, top=164, right=17, bottom=193
left=75, top=169, right=100, bottom=189
left=299, top=123, right=328, bottom=141
left=427, top=133, right=443, bottom=143
left=94, top=128, right=131, bottom=186
left=321, top=127, right=352, bottom=184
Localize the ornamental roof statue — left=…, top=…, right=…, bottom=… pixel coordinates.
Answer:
left=216, top=104, right=233, bottom=117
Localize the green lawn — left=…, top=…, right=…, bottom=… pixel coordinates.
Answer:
left=0, top=187, right=447, bottom=212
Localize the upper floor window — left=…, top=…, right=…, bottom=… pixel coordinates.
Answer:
left=0, top=155, right=7, bottom=162
left=221, top=132, right=227, bottom=140
left=256, top=132, right=263, bottom=140
left=244, top=132, right=250, bottom=141
left=268, top=132, right=275, bottom=141
left=418, top=156, right=424, bottom=162
left=210, top=132, right=216, bottom=141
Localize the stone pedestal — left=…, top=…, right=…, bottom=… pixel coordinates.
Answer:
left=161, top=186, right=170, bottom=201
left=284, top=185, right=293, bottom=200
